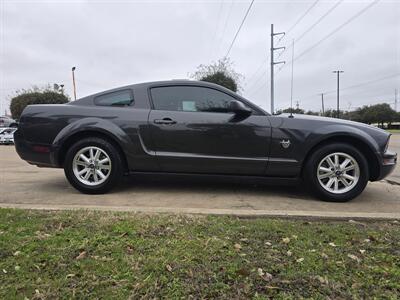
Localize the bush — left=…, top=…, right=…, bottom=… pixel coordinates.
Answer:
left=10, top=89, right=69, bottom=120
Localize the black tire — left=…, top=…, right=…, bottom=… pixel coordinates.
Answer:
left=304, top=143, right=369, bottom=202
left=64, top=137, right=123, bottom=194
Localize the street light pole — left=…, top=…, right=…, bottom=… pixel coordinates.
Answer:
left=72, top=67, right=77, bottom=101
left=321, top=93, right=325, bottom=115
left=332, top=70, right=344, bottom=118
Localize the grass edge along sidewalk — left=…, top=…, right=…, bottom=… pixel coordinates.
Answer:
left=0, top=209, right=399, bottom=299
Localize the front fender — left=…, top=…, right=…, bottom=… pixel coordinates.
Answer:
left=305, top=124, right=380, bottom=155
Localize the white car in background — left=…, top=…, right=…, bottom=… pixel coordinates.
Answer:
left=0, top=127, right=17, bottom=145
left=0, top=116, right=18, bottom=128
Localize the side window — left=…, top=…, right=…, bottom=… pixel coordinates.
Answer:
left=150, top=86, right=237, bottom=113
left=94, top=89, right=134, bottom=106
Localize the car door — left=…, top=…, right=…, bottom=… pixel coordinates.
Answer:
left=147, top=85, right=271, bottom=175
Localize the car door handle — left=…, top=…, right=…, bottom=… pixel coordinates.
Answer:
left=154, top=118, right=176, bottom=125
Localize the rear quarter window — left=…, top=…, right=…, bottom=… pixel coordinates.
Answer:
left=94, top=89, right=134, bottom=106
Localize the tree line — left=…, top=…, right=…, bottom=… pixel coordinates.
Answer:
left=277, top=103, right=400, bottom=128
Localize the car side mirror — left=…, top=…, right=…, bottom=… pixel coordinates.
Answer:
left=229, top=100, right=252, bottom=116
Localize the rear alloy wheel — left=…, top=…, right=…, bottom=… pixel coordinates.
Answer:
left=305, top=143, right=369, bottom=202
left=64, top=137, right=122, bottom=194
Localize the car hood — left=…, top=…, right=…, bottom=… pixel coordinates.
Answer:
left=280, top=113, right=388, bottom=134
left=278, top=113, right=391, bottom=151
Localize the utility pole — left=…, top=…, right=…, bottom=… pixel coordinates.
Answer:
left=270, top=24, right=285, bottom=114
left=72, top=67, right=77, bottom=101
left=321, top=93, right=325, bottom=115
left=332, top=70, right=344, bottom=118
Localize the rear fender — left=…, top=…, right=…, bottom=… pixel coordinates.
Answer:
left=51, top=117, right=134, bottom=167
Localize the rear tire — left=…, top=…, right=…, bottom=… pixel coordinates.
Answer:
left=64, top=137, right=123, bottom=194
left=304, top=143, right=369, bottom=202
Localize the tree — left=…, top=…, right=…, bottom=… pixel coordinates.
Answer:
left=276, top=107, right=305, bottom=114
left=10, top=86, right=69, bottom=120
left=191, top=57, right=243, bottom=92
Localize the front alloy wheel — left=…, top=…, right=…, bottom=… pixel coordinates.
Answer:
left=304, top=143, right=369, bottom=202
left=317, top=152, right=360, bottom=194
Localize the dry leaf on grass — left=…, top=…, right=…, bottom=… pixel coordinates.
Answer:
left=75, top=251, right=87, bottom=260
left=347, top=254, right=361, bottom=262
left=234, top=243, right=242, bottom=251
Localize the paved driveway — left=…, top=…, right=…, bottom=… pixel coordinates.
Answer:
left=0, top=135, right=399, bottom=219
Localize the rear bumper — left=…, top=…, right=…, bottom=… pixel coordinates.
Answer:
left=14, top=129, right=59, bottom=168
left=375, top=150, right=397, bottom=181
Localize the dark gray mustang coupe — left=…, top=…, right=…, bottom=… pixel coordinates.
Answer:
left=14, top=80, right=397, bottom=202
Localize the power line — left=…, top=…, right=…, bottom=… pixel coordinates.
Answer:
left=216, top=0, right=235, bottom=58
left=209, top=1, right=225, bottom=60
left=278, top=0, right=381, bottom=74
left=224, top=0, right=255, bottom=58
left=324, top=73, right=400, bottom=95
left=278, top=73, right=399, bottom=109
left=277, top=0, right=343, bottom=59
left=277, top=0, right=320, bottom=44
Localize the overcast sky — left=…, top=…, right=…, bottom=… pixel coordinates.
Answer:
left=1, top=0, right=399, bottom=115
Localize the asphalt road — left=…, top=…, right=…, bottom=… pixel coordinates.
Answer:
left=0, top=134, right=399, bottom=219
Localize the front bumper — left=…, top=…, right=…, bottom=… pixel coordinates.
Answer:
left=375, top=150, right=397, bottom=181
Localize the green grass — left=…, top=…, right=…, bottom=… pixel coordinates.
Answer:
left=387, top=129, right=400, bottom=134
left=0, top=209, right=399, bottom=299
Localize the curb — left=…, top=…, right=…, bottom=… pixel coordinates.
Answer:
left=0, top=203, right=399, bottom=220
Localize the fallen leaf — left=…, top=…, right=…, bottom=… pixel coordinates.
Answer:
left=359, top=249, right=366, bottom=254
left=14, top=266, right=20, bottom=271
left=282, top=237, right=290, bottom=244
left=66, top=274, right=76, bottom=278
left=364, top=238, right=371, bottom=243
left=261, top=272, right=273, bottom=282
left=347, top=254, right=361, bottom=262
left=126, top=246, right=134, bottom=254
left=187, top=269, right=193, bottom=278
left=296, top=258, right=304, bottom=263
left=75, top=251, right=87, bottom=260
left=2, top=269, right=7, bottom=274
left=236, top=268, right=250, bottom=276
left=264, top=242, right=272, bottom=246
left=234, top=243, right=242, bottom=251
left=286, top=250, right=292, bottom=257
left=166, top=264, right=173, bottom=272
left=315, top=275, right=329, bottom=285
left=348, top=219, right=366, bottom=226
left=309, top=249, right=316, bottom=252
left=292, top=235, right=298, bottom=239
left=240, top=238, right=248, bottom=242
left=328, top=242, right=337, bottom=247
left=13, top=251, right=21, bottom=256
left=257, top=268, right=265, bottom=276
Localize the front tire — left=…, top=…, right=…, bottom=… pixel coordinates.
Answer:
left=304, top=143, right=369, bottom=202
left=64, top=137, right=123, bottom=194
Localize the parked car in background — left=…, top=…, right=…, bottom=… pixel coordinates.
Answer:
left=0, top=116, right=18, bottom=128
left=14, top=80, right=397, bottom=202
left=0, top=127, right=17, bottom=145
